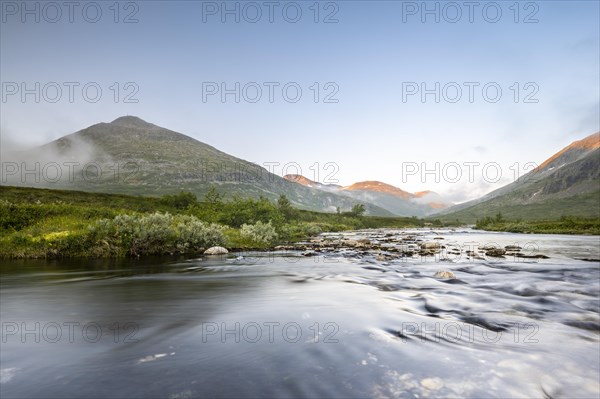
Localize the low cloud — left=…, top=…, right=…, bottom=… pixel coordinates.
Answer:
left=1, top=131, right=112, bottom=186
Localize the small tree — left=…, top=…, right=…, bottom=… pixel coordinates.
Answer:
left=495, top=212, right=504, bottom=223
left=204, top=186, right=223, bottom=205
left=161, top=191, right=197, bottom=210
left=350, top=203, right=366, bottom=217
left=277, top=194, right=295, bottom=221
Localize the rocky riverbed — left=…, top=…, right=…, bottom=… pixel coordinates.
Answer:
left=277, top=228, right=553, bottom=263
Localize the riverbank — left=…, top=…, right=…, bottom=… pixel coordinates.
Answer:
left=2, top=186, right=597, bottom=259
left=0, top=186, right=431, bottom=259
left=475, top=215, right=600, bottom=235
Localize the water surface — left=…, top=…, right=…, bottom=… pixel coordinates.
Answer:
left=1, top=229, right=599, bottom=398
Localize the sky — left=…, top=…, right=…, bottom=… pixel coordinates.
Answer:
left=1, top=0, right=599, bottom=203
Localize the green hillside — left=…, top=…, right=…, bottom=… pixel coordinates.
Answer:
left=4, top=116, right=392, bottom=216
left=437, top=133, right=600, bottom=223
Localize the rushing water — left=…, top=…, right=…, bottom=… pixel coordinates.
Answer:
left=1, top=229, right=599, bottom=398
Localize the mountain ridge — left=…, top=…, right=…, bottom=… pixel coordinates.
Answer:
left=2, top=116, right=395, bottom=216
left=436, top=131, right=600, bottom=221
left=283, top=175, right=452, bottom=216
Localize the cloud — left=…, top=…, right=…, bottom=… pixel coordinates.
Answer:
left=1, top=132, right=112, bottom=186
left=439, top=177, right=511, bottom=204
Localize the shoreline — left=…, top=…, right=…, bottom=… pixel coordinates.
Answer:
left=4, top=227, right=600, bottom=261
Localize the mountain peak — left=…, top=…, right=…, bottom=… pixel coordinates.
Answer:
left=414, top=190, right=432, bottom=197
left=283, top=174, right=317, bottom=187
left=535, top=131, right=600, bottom=172
left=110, top=116, right=154, bottom=128
left=573, top=131, right=600, bottom=150
left=341, top=181, right=414, bottom=200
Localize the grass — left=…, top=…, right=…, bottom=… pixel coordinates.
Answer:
left=0, top=186, right=428, bottom=258
left=474, top=213, right=600, bottom=235
left=439, top=190, right=600, bottom=223
left=4, top=186, right=595, bottom=259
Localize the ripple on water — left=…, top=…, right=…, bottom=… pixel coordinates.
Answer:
left=0, top=368, right=18, bottom=384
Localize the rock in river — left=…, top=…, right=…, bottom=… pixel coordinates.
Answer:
left=434, top=270, right=456, bottom=279
left=485, top=248, right=506, bottom=257
left=421, top=377, right=444, bottom=390
left=204, top=246, right=228, bottom=255
left=421, top=241, right=441, bottom=250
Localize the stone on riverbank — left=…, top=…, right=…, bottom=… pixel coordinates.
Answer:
left=204, top=246, right=228, bottom=255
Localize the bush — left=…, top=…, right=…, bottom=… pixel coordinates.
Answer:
left=174, top=215, right=226, bottom=251
left=194, top=195, right=285, bottom=227
left=0, top=200, right=53, bottom=231
left=160, top=191, right=198, bottom=210
left=278, top=222, right=322, bottom=241
left=240, top=220, right=278, bottom=245
left=45, top=232, right=91, bottom=257
left=89, top=212, right=226, bottom=256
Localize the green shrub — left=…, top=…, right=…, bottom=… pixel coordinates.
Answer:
left=88, top=212, right=225, bottom=256
left=160, top=191, right=198, bottom=210
left=0, top=200, right=48, bottom=231
left=278, top=222, right=323, bottom=241
left=240, top=220, right=278, bottom=245
left=45, top=232, right=91, bottom=257
left=218, top=196, right=283, bottom=228
left=174, top=215, right=226, bottom=251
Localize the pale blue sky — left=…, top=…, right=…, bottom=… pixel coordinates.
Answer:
left=1, top=0, right=599, bottom=202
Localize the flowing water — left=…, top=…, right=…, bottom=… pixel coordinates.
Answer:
left=1, top=229, right=599, bottom=398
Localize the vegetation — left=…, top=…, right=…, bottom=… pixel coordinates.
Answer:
left=0, top=186, right=426, bottom=258
left=239, top=221, right=278, bottom=246
left=5, top=185, right=594, bottom=258
left=475, top=213, right=600, bottom=235
left=440, top=190, right=600, bottom=223
left=88, top=213, right=226, bottom=256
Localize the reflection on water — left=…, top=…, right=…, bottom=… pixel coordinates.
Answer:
left=1, top=229, right=599, bottom=398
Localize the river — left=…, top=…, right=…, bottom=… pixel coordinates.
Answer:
left=1, top=229, right=599, bottom=398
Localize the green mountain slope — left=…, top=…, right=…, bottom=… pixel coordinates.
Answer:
left=437, top=132, right=600, bottom=222
left=2, top=116, right=393, bottom=216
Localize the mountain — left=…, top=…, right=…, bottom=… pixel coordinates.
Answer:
left=1, top=116, right=394, bottom=216
left=283, top=174, right=341, bottom=192
left=283, top=176, right=452, bottom=216
left=341, top=181, right=413, bottom=199
left=437, top=132, right=600, bottom=222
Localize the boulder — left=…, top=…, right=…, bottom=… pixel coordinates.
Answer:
left=204, top=246, right=228, bottom=255
left=505, top=245, right=522, bottom=251
left=421, top=377, right=444, bottom=390
left=421, top=241, right=441, bottom=250
left=376, top=253, right=391, bottom=262
left=485, top=248, right=506, bottom=257
left=434, top=270, right=456, bottom=279
left=516, top=253, right=549, bottom=259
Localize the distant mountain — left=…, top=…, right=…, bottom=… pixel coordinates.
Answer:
left=2, top=116, right=394, bottom=216
left=341, top=181, right=413, bottom=199
left=283, top=174, right=341, bottom=192
left=437, top=132, right=600, bottom=222
left=284, top=175, right=452, bottom=216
